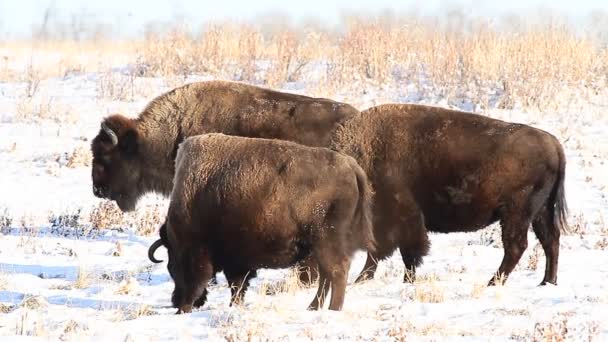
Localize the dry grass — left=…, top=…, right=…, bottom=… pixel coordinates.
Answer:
left=19, top=295, right=48, bottom=310
left=122, top=304, right=155, bottom=321
left=258, top=268, right=306, bottom=297
left=133, top=18, right=608, bottom=110
left=14, top=310, right=48, bottom=337
left=110, top=241, right=123, bottom=257
left=0, top=274, right=8, bottom=290
left=525, top=243, right=544, bottom=271
left=532, top=314, right=569, bottom=342
left=568, top=213, right=589, bottom=236
left=65, top=145, right=92, bottom=168
left=0, top=207, right=12, bottom=234
left=132, top=203, right=164, bottom=236
left=1, top=15, right=606, bottom=111
left=13, top=95, right=79, bottom=124
left=594, top=237, right=608, bottom=250
left=60, top=320, right=89, bottom=340
left=471, top=282, right=487, bottom=299
left=89, top=201, right=125, bottom=231
left=0, top=303, right=13, bottom=313
left=413, top=274, right=445, bottom=303
left=74, top=266, right=92, bottom=289
left=114, top=277, right=140, bottom=296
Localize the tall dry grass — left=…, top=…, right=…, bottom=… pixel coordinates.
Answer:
left=2, top=15, right=607, bottom=110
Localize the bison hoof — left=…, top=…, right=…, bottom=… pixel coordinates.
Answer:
left=176, top=305, right=192, bottom=314
left=539, top=280, right=557, bottom=286
left=487, top=275, right=507, bottom=287
left=307, top=302, right=321, bottom=311
left=193, top=298, right=206, bottom=308
left=354, top=274, right=371, bottom=283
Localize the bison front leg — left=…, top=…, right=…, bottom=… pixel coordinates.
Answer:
left=176, top=247, right=213, bottom=314
left=192, top=289, right=208, bottom=308
left=307, top=270, right=330, bottom=310
left=172, top=279, right=207, bottom=309
left=398, top=221, right=430, bottom=283
left=309, top=256, right=349, bottom=311
left=225, top=270, right=256, bottom=306
left=309, top=246, right=349, bottom=310
left=327, top=259, right=350, bottom=311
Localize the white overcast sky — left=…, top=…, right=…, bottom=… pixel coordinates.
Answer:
left=0, top=0, right=607, bottom=37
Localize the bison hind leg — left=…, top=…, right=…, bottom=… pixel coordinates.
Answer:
left=489, top=183, right=552, bottom=287
left=307, top=269, right=330, bottom=310
left=488, top=214, right=531, bottom=286
left=532, top=205, right=560, bottom=285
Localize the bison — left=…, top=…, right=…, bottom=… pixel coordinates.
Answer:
left=147, top=133, right=375, bottom=313
left=91, top=80, right=359, bottom=284
left=329, top=104, right=567, bottom=286
left=90, top=80, right=358, bottom=212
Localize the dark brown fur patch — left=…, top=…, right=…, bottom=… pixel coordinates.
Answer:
left=165, top=133, right=374, bottom=312
left=331, top=103, right=567, bottom=286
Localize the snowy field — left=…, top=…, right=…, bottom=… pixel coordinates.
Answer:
left=0, top=64, right=607, bottom=341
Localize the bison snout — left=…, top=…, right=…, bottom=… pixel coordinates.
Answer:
left=93, top=185, right=109, bottom=198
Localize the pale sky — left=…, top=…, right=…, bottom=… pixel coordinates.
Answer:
left=0, top=0, right=607, bottom=38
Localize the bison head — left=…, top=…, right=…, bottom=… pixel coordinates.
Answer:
left=91, top=114, right=142, bottom=211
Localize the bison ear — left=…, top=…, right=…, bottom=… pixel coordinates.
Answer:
left=119, top=128, right=139, bottom=156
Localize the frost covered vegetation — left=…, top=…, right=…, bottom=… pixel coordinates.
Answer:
left=0, top=13, right=607, bottom=340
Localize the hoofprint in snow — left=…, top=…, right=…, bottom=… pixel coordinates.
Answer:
left=0, top=72, right=607, bottom=341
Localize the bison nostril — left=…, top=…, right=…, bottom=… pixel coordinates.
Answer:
left=93, top=186, right=109, bottom=198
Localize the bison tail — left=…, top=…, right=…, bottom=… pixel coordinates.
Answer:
left=551, top=141, right=569, bottom=234
left=148, top=222, right=169, bottom=263
left=348, top=157, right=377, bottom=253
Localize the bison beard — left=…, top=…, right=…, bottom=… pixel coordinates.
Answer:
left=329, top=104, right=568, bottom=286
left=150, top=133, right=375, bottom=313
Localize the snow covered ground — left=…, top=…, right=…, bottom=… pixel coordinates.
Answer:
left=0, top=69, right=607, bottom=341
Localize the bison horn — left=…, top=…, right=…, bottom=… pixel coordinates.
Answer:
left=148, top=239, right=164, bottom=263
left=101, top=122, right=118, bottom=146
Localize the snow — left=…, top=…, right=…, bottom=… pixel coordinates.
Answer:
left=0, top=69, right=607, bottom=341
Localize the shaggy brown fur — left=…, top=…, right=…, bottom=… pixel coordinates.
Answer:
left=329, top=104, right=568, bottom=286
left=148, top=133, right=375, bottom=313
left=90, top=80, right=359, bottom=212
left=91, top=81, right=358, bottom=286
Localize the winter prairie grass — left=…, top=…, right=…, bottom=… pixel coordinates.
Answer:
left=1, top=14, right=605, bottom=112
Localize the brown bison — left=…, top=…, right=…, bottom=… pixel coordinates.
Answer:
left=90, top=80, right=358, bottom=284
left=90, top=80, right=358, bottom=212
left=329, top=104, right=567, bottom=286
left=147, top=133, right=375, bottom=313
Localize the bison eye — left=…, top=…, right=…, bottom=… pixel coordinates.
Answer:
left=94, top=155, right=112, bottom=168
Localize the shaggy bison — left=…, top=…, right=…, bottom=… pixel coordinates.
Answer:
left=329, top=104, right=567, bottom=286
left=148, top=133, right=375, bottom=313
left=91, top=80, right=358, bottom=284
left=90, top=80, right=358, bottom=212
